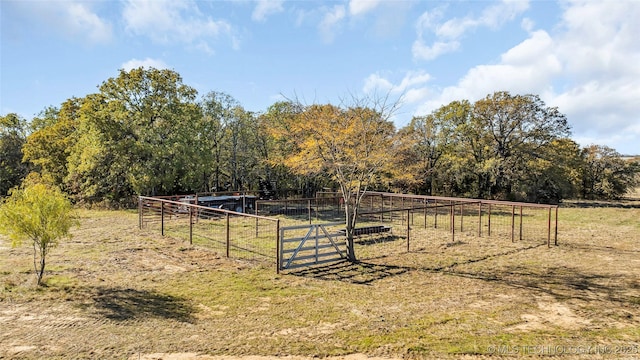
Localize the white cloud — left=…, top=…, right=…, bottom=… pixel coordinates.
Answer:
left=414, top=30, right=561, bottom=115
left=413, top=0, right=529, bottom=61
left=122, top=0, right=237, bottom=51
left=412, top=40, right=460, bottom=61
left=556, top=0, right=640, bottom=82
left=477, top=0, right=530, bottom=29
left=65, top=3, right=113, bottom=43
left=521, top=17, right=535, bottom=32
left=548, top=1, right=640, bottom=152
left=349, top=0, right=382, bottom=16
left=252, top=0, right=285, bottom=22
left=318, top=5, right=346, bottom=43
left=363, top=74, right=394, bottom=94
left=8, top=1, right=112, bottom=44
left=414, top=7, right=445, bottom=38
left=121, top=58, right=169, bottom=71
left=410, top=0, right=640, bottom=153
left=363, top=70, right=432, bottom=105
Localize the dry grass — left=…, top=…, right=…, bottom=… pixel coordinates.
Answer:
left=1, top=199, right=639, bottom=359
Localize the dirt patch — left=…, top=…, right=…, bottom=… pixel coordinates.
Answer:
left=506, top=296, right=592, bottom=331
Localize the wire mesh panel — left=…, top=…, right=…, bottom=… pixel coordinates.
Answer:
left=139, top=196, right=279, bottom=264
left=140, top=193, right=558, bottom=272
left=256, top=197, right=344, bottom=226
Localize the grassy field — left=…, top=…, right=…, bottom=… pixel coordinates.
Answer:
left=1, top=195, right=639, bottom=359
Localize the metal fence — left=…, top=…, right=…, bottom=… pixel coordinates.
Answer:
left=138, top=196, right=280, bottom=263
left=139, top=192, right=558, bottom=272
left=255, top=196, right=344, bottom=226
left=316, top=191, right=559, bottom=263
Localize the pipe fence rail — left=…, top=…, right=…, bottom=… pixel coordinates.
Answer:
left=139, top=196, right=280, bottom=263
left=139, top=192, right=558, bottom=272
left=255, top=196, right=344, bottom=226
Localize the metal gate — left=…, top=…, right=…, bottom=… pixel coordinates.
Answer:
left=278, top=222, right=347, bottom=271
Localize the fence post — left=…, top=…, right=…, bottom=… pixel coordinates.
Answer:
left=226, top=212, right=230, bottom=257
left=195, top=194, right=199, bottom=223
left=478, top=202, right=482, bottom=237
left=519, top=206, right=523, bottom=240
left=189, top=206, right=193, bottom=245
left=451, top=204, right=455, bottom=242
left=424, top=200, right=427, bottom=229
left=276, top=219, right=281, bottom=274
left=434, top=200, right=438, bottom=229
left=554, top=207, right=559, bottom=246
left=406, top=209, right=411, bottom=252
left=488, top=203, right=492, bottom=236
left=161, top=201, right=165, bottom=236
left=308, top=199, right=312, bottom=224
left=255, top=201, right=260, bottom=238
left=138, top=197, right=143, bottom=229
left=547, top=207, right=551, bottom=248
left=511, top=205, right=515, bottom=243
left=460, top=203, right=464, bottom=232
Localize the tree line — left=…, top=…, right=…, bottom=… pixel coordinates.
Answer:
left=1, top=67, right=638, bottom=205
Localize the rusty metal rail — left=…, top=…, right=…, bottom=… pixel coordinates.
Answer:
left=139, top=196, right=280, bottom=266
left=139, top=191, right=559, bottom=273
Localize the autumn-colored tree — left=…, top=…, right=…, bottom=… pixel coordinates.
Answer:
left=277, top=96, right=398, bottom=261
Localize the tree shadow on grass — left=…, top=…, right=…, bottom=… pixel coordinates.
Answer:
left=288, top=244, right=543, bottom=285
left=91, top=286, right=196, bottom=323
left=288, top=243, right=640, bottom=307
left=289, top=260, right=408, bottom=285
left=444, top=264, right=640, bottom=305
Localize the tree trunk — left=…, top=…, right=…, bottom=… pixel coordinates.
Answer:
left=343, top=194, right=358, bottom=262
left=33, top=242, right=46, bottom=286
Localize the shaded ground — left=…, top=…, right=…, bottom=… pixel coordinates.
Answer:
left=1, top=204, right=639, bottom=359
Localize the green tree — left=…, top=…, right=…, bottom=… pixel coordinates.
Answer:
left=227, top=107, right=259, bottom=191
left=277, top=96, right=398, bottom=261
left=0, top=113, right=29, bottom=196
left=22, top=99, right=82, bottom=190
left=65, top=93, right=135, bottom=204
left=580, top=145, right=639, bottom=200
left=197, top=91, right=240, bottom=192
left=519, top=138, right=582, bottom=203
left=0, top=179, right=77, bottom=285
left=471, top=92, right=571, bottom=199
left=66, top=68, right=200, bottom=203
left=394, top=102, right=462, bottom=195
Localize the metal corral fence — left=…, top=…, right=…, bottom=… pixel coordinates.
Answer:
left=316, top=191, right=559, bottom=263
left=139, top=192, right=558, bottom=272
left=138, top=196, right=280, bottom=264
left=255, top=196, right=344, bottom=226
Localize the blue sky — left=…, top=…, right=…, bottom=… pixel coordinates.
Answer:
left=2, top=0, right=639, bottom=155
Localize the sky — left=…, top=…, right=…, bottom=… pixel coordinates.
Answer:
left=1, top=0, right=639, bottom=155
